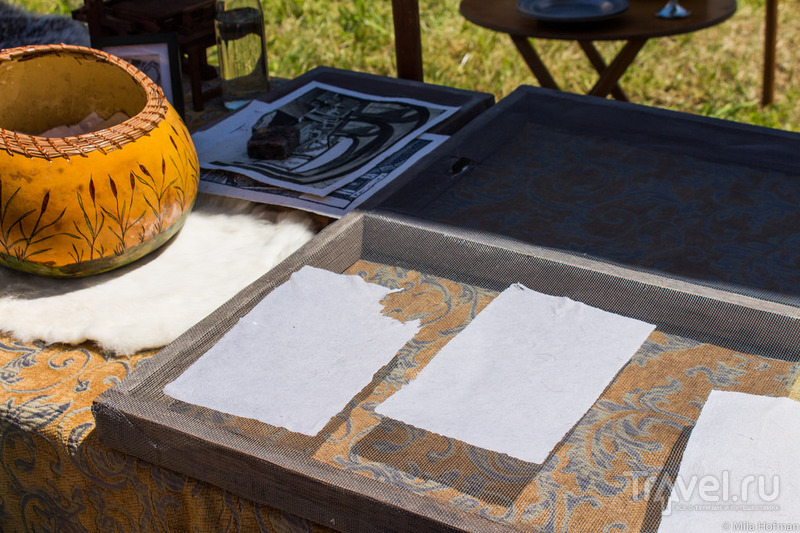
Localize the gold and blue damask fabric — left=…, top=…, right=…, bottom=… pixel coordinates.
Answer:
left=0, top=336, right=332, bottom=532
left=1, top=261, right=799, bottom=532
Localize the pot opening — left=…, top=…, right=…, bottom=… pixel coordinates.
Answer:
left=0, top=49, right=149, bottom=137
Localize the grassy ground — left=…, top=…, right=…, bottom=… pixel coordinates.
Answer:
left=12, top=0, right=800, bottom=131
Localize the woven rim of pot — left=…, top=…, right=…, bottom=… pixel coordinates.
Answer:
left=0, top=44, right=170, bottom=161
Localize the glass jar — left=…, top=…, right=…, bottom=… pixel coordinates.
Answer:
left=214, top=0, right=270, bottom=109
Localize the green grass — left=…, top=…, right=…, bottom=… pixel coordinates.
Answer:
left=11, top=0, right=800, bottom=131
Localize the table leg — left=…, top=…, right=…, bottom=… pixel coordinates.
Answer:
left=510, top=34, right=560, bottom=90
left=586, top=38, right=646, bottom=99
left=392, top=0, right=424, bottom=82
left=762, top=0, right=778, bottom=106
left=578, top=41, right=628, bottom=101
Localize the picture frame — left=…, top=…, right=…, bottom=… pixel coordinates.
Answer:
left=92, top=33, right=185, bottom=120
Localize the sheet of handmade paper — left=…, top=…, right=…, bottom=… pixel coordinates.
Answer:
left=658, top=390, right=800, bottom=531
left=376, top=283, right=656, bottom=464
left=164, top=265, right=420, bottom=435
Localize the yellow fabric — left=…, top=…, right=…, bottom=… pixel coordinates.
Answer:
left=0, top=337, right=331, bottom=532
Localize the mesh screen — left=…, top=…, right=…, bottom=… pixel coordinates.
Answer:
left=95, top=212, right=800, bottom=533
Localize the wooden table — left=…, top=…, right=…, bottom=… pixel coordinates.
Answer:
left=460, top=0, right=736, bottom=100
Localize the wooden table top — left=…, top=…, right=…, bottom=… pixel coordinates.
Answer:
left=460, top=0, right=736, bottom=41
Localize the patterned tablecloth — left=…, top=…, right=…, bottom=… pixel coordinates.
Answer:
left=0, top=332, right=335, bottom=532
left=8, top=257, right=796, bottom=531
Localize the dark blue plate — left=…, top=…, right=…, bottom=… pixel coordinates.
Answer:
left=517, top=0, right=628, bottom=22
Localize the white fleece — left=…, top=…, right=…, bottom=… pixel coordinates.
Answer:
left=0, top=195, right=317, bottom=355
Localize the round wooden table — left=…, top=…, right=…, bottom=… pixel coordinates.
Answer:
left=460, top=0, right=736, bottom=100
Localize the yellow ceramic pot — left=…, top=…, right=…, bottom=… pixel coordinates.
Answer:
left=0, top=44, right=199, bottom=277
